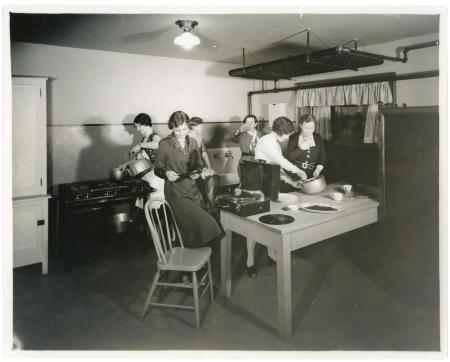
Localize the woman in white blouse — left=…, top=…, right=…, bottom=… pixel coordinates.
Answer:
left=246, top=116, right=306, bottom=279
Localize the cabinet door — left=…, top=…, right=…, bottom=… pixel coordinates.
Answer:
left=13, top=199, right=47, bottom=273
left=12, top=80, right=46, bottom=197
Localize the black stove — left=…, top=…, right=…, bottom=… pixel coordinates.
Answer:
left=51, top=178, right=153, bottom=268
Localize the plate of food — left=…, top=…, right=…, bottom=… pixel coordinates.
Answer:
left=298, top=202, right=343, bottom=213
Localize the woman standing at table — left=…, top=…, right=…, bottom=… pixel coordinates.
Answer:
left=245, top=116, right=306, bottom=279
left=154, top=111, right=223, bottom=248
left=287, top=113, right=327, bottom=180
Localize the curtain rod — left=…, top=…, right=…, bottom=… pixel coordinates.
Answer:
left=247, top=70, right=439, bottom=113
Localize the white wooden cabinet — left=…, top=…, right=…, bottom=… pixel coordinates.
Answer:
left=13, top=196, right=50, bottom=274
left=12, top=77, right=50, bottom=275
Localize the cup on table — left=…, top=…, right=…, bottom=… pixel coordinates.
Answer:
left=331, top=192, right=344, bottom=202
left=342, top=184, right=353, bottom=198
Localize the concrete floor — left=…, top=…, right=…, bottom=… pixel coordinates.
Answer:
left=12, top=224, right=440, bottom=352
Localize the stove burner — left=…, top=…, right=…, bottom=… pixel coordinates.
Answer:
left=58, top=178, right=152, bottom=203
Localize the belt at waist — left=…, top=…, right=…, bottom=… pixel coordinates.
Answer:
left=294, top=161, right=316, bottom=170
left=241, top=152, right=254, bottom=157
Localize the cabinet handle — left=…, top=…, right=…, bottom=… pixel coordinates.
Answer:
left=37, top=219, right=45, bottom=226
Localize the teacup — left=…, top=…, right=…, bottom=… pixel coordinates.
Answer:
left=342, top=184, right=353, bottom=197
left=331, top=192, right=344, bottom=202
left=342, top=184, right=352, bottom=192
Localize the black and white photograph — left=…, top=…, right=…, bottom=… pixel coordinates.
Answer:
left=2, top=2, right=447, bottom=359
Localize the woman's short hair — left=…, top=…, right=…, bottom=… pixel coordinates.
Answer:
left=188, top=116, right=203, bottom=130
left=298, top=113, right=316, bottom=125
left=168, top=111, right=190, bottom=129
left=243, top=114, right=258, bottom=124
left=272, top=116, right=294, bottom=135
left=133, top=113, right=152, bottom=127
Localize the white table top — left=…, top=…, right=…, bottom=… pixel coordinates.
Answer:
left=224, top=183, right=379, bottom=235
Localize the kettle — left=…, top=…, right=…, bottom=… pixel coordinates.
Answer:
left=128, top=158, right=153, bottom=178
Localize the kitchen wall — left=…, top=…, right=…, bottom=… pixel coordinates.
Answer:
left=10, top=32, right=439, bottom=188
left=252, top=33, right=440, bottom=122
left=11, top=42, right=254, bottom=187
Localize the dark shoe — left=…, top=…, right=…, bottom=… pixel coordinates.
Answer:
left=246, top=265, right=257, bottom=279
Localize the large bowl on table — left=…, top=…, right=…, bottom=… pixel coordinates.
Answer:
left=299, top=175, right=326, bottom=195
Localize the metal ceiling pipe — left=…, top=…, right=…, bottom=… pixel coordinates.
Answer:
left=402, top=40, right=439, bottom=63
left=339, top=40, right=439, bottom=63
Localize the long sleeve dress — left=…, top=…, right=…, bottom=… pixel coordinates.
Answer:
left=287, top=132, right=327, bottom=179
left=154, top=134, right=223, bottom=248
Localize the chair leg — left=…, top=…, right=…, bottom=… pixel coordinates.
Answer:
left=141, top=270, right=160, bottom=320
left=192, top=271, right=200, bottom=330
left=207, top=260, right=214, bottom=303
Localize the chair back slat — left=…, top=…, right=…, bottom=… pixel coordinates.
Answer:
left=153, top=209, right=168, bottom=255
left=144, top=199, right=167, bottom=264
left=144, top=198, right=184, bottom=265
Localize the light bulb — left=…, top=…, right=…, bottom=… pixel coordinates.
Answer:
left=174, top=31, right=200, bottom=49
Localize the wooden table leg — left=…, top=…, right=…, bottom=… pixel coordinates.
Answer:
left=220, top=228, right=232, bottom=298
left=276, top=235, right=292, bottom=340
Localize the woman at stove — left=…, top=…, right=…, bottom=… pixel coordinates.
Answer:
left=154, top=111, right=223, bottom=248
left=130, top=113, right=165, bottom=205
left=287, top=113, right=327, bottom=181
left=129, top=113, right=165, bottom=253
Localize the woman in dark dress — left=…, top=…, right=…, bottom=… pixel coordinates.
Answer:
left=287, top=113, right=327, bottom=180
left=154, top=111, right=223, bottom=248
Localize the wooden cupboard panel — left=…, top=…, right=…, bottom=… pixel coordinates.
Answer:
left=13, top=197, right=48, bottom=274
left=12, top=79, right=46, bottom=198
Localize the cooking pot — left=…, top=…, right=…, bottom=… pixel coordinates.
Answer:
left=297, top=175, right=326, bottom=194
left=128, top=158, right=153, bottom=178
left=106, top=212, right=133, bottom=234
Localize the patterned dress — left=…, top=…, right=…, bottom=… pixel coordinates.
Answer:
left=154, top=134, right=223, bottom=247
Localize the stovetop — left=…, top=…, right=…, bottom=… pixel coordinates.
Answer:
left=57, top=178, right=152, bottom=202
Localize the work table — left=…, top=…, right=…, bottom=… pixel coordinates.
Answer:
left=220, top=183, right=379, bottom=340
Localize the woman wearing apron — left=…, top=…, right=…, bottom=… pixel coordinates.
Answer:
left=130, top=113, right=165, bottom=206
left=130, top=113, right=165, bottom=252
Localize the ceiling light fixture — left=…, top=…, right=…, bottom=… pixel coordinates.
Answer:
left=174, top=20, right=200, bottom=49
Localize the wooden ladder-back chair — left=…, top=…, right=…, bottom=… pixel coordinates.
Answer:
left=141, top=198, right=214, bottom=329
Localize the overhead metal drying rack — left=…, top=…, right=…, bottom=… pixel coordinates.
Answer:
left=228, top=29, right=439, bottom=81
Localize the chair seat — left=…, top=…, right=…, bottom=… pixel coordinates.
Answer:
left=158, top=247, right=211, bottom=272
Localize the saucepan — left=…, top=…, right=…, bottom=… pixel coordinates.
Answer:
left=296, top=175, right=326, bottom=194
